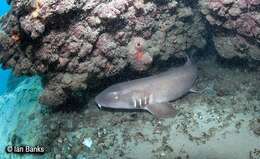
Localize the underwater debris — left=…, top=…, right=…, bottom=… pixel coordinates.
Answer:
left=82, top=137, right=93, bottom=148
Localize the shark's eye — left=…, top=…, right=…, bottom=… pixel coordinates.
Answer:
left=111, top=92, right=119, bottom=100
left=114, top=96, right=119, bottom=100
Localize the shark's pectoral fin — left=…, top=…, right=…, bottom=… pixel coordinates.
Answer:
left=190, top=86, right=211, bottom=94
left=145, top=102, right=176, bottom=118
left=189, top=88, right=200, bottom=93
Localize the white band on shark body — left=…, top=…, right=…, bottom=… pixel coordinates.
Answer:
left=132, top=96, right=137, bottom=108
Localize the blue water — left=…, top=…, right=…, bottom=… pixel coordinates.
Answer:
left=0, top=0, right=10, bottom=15
left=0, top=1, right=11, bottom=95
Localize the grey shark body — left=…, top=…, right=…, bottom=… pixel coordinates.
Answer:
left=95, top=57, right=197, bottom=118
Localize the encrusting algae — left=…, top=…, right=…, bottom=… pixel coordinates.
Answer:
left=128, top=37, right=153, bottom=71
left=31, top=0, right=42, bottom=19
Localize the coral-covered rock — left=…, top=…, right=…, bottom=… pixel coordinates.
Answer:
left=93, top=0, right=133, bottom=20
left=0, top=76, right=48, bottom=158
left=20, top=16, right=45, bottom=39
left=0, top=0, right=207, bottom=107
left=200, top=0, right=260, bottom=60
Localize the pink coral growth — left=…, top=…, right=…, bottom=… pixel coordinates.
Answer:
left=93, top=0, right=134, bottom=20
left=238, top=0, right=260, bottom=8
left=208, top=0, right=224, bottom=11
left=71, top=24, right=86, bottom=39
left=207, top=0, right=260, bottom=38
left=236, top=13, right=258, bottom=37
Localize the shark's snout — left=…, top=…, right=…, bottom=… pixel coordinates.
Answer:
left=95, top=90, right=120, bottom=108
left=95, top=92, right=112, bottom=108
left=95, top=87, right=133, bottom=109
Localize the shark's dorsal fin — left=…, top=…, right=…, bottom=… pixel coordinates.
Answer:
left=145, top=102, right=176, bottom=118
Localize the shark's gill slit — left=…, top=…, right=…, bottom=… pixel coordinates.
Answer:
left=149, top=94, right=153, bottom=105
left=138, top=98, right=142, bottom=107
left=144, top=96, right=147, bottom=105
left=132, top=97, right=137, bottom=108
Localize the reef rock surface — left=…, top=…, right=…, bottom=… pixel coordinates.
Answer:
left=0, top=0, right=206, bottom=107
left=0, top=76, right=48, bottom=159
left=200, top=0, right=260, bottom=60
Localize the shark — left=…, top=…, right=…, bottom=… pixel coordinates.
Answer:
left=95, top=56, right=197, bottom=118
